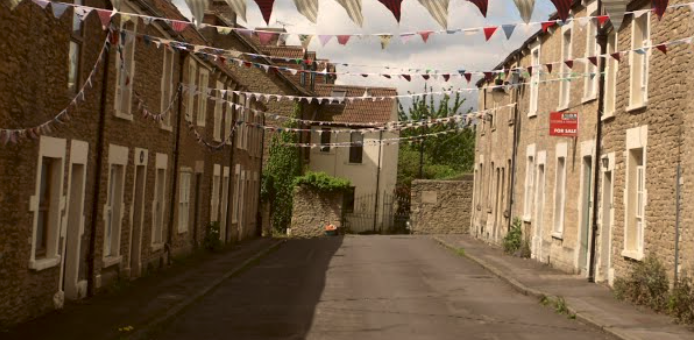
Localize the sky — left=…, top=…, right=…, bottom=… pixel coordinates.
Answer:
left=172, top=0, right=556, bottom=111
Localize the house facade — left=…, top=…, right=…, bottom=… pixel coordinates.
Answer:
left=473, top=0, right=694, bottom=286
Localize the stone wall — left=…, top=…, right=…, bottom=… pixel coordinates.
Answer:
left=290, top=186, right=344, bottom=237
left=410, top=177, right=474, bottom=234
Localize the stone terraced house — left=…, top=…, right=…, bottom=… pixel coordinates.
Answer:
left=473, top=0, right=694, bottom=286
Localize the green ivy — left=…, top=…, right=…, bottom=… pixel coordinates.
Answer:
left=294, top=171, right=351, bottom=192
left=262, top=105, right=302, bottom=232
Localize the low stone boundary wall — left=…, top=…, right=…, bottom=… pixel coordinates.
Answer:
left=289, top=185, right=344, bottom=237
left=410, top=176, right=473, bottom=234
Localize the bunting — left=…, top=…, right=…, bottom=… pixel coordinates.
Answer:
left=468, top=0, right=488, bottom=17
left=419, top=30, right=433, bottom=43
left=379, top=34, right=392, bottom=49
left=334, top=0, right=364, bottom=27
left=550, top=0, right=572, bottom=22
left=293, top=0, right=319, bottom=23
left=299, top=34, right=313, bottom=49
left=183, top=0, right=207, bottom=27
left=417, top=0, right=450, bottom=29
left=483, top=26, right=498, bottom=41
left=513, top=0, right=535, bottom=23
left=653, top=0, right=668, bottom=19
left=224, top=0, right=247, bottom=23
left=377, top=0, right=403, bottom=22
left=337, top=35, right=351, bottom=45
left=502, top=24, right=516, bottom=39
left=253, top=0, right=275, bottom=25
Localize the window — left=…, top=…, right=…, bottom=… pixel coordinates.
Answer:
left=629, top=11, right=650, bottom=109
left=224, top=86, right=234, bottom=145
left=553, top=144, right=568, bottom=237
left=529, top=45, right=540, bottom=116
left=349, top=132, right=363, bottom=164
left=242, top=97, right=251, bottom=150
left=487, top=162, right=495, bottom=211
left=161, top=48, right=175, bottom=129
left=213, top=80, right=224, bottom=141
left=320, top=128, right=331, bottom=152
left=236, top=94, right=247, bottom=149
left=344, top=187, right=355, bottom=213
left=152, top=154, right=167, bottom=247
left=624, top=125, right=647, bottom=259
left=604, top=32, right=618, bottom=118
left=232, top=164, right=241, bottom=223
left=220, top=167, right=230, bottom=240
left=197, top=68, right=209, bottom=126
left=559, top=27, right=572, bottom=109
left=178, top=169, right=191, bottom=233
left=240, top=171, right=247, bottom=229
left=115, top=20, right=137, bottom=119
left=211, top=164, right=221, bottom=222
left=104, top=145, right=128, bottom=263
left=185, top=61, right=197, bottom=122
left=330, top=89, right=347, bottom=102
left=68, top=0, right=84, bottom=93
left=583, top=16, right=598, bottom=101
left=523, top=145, right=535, bottom=219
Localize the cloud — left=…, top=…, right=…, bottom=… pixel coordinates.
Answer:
left=172, top=0, right=557, bottom=109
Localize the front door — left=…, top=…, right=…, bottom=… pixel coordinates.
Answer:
left=598, top=170, right=613, bottom=282
left=579, top=156, right=593, bottom=275
left=533, top=164, right=546, bottom=261
left=62, top=163, right=85, bottom=300
left=130, top=164, right=146, bottom=277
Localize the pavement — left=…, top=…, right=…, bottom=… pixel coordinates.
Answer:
left=150, top=235, right=613, bottom=340
left=1, top=237, right=284, bottom=340
left=434, top=234, right=694, bottom=340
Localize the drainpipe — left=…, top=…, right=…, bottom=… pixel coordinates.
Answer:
left=256, top=111, right=266, bottom=237
left=373, top=130, right=383, bottom=233
left=588, top=0, right=607, bottom=283
left=87, top=29, right=112, bottom=297
left=507, top=55, right=522, bottom=233
left=675, top=164, right=681, bottom=283
left=226, top=85, right=239, bottom=242
left=165, top=52, right=187, bottom=264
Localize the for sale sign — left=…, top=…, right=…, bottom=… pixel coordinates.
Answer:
left=549, top=112, right=578, bottom=137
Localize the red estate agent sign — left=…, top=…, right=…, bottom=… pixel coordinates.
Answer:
left=549, top=112, right=578, bottom=137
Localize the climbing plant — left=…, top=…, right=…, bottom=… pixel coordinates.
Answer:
left=262, top=104, right=302, bottom=232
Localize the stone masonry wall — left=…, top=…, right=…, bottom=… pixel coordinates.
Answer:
left=410, top=177, right=474, bottom=234
left=290, top=186, right=343, bottom=237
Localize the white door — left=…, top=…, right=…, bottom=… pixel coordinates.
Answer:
left=63, top=163, right=86, bottom=300
left=533, top=164, right=546, bottom=261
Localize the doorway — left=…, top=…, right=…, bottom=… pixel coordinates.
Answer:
left=533, top=164, right=546, bottom=261
left=579, top=156, right=593, bottom=275
left=62, top=162, right=86, bottom=300
left=598, top=169, right=613, bottom=282
left=129, top=164, right=146, bottom=277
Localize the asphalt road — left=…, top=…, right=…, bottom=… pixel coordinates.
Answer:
left=153, top=236, right=613, bottom=340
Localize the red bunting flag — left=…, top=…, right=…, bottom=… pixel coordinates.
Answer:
left=254, top=0, right=276, bottom=25
left=564, top=60, right=574, bottom=69
left=483, top=26, right=498, bottom=41
left=382, top=74, right=391, bottom=79
left=655, top=44, right=667, bottom=54
left=546, top=64, right=553, bottom=73
left=588, top=56, right=598, bottom=66
left=171, top=21, right=190, bottom=32
left=377, top=0, right=403, bottom=22
left=653, top=0, right=668, bottom=19
left=464, top=73, right=472, bottom=83
left=468, top=0, right=488, bottom=17
left=610, top=52, right=621, bottom=62
left=361, top=74, right=368, bottom=78
left=527, top=66, right=533, bottom=76
left=97, top=9, right=112, bottom=29
left=419, top=31, right=433, bottom=43
left=337, top=35, right=351, bottom=45
left=402, top=74, right=411, bottom=82
left=443, top=74, right=450, bottom=82
left=257, top=32, right=276, bottom=45
left=549, top=0, right=571, bottom=22
left=422, top=75, right=430, bottom=81
left=541, top=21, right=556, bottom=32
left=596, top=15, right=609, bottom=27
left=483, top=72, right=493, bottom=81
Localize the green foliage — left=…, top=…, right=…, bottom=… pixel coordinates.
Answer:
left=540, top=296, right=575, bottom=319
left=203, top=222, right=222, bottom=252
left=263, top=105, right=302, bottom=232
left=669, top=274, right=694, bottom=324
left=396, top=85, right=475, bottom=192
left=294, top=171, right=351, bottom=192
left=503, top=218, right=524, bottom=255
left=613, top=255, right=670, bottom=312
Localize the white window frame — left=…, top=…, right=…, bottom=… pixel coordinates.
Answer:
left=236, top=95, right=247, bottom=150
left=552, top=143, right=568, bottom=238
left=29, top=136, right=67, bottom=271
left=243, top=98, right=251, bottom=150
left=197, top=68, right=210, bottom=127
left=583, top=8, right=599, bottom=102
left=225, top=85, right=234, bottom=145
left=239, top=170, right=247, bottom=236
left=529, top=43, right=540, bottom=117
left=151, top=153, right=168, bottom=250
left=213, top=80, right=224, bottom=142
left=628, top=10, right=651, bottom=111
left=523, top=144, right=536, bottom=221
left=185, top=60, right=197, bottom=122
left=623, top=125, right=648, bottom=260
left=160, top=47, right=175, bottom=130
left=114, top=20, right=138, bottom=120
left=211, top=164, right=221, bottom=222
left=559, top=24, right=573, bottom=110
left=603, top=31, right=618, bottom=119
left=232, top=164, right=241, bottom=223
left=103, top=144, right=128, bottom=267
left=220, top=166, right=230, bottom=241
left=178, top=168, right=192, bottom=233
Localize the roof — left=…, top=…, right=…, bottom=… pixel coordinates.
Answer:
left=141, top=0, right=208, bottom=45
left=314, top=84, right=397, bottom=124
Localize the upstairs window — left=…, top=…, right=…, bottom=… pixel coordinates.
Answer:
left=604, top=32, right=618, bottom=118
left=349, top=133, right=363, bottom=164
left=185, top=61, right=197, bottom=122
left=213, top=80, right=224, bottom=142
left=160, top=48, right=175, bottom=129
left=68, top=0, right=84, bottom=93
left=320, top=128, right=331, bottom=152
left=197, top=68, right=209, bottom=126
left=559, top=27, right=572, bottom=109
left=630, top=11, right=651, bottom=109
left=115, top=20, right=137, bottom=119
left=529, top=45, right=540, bottom=116
left=583, top=15, right=598, bottom=101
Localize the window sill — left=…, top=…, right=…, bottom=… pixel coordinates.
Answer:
left=178, top=228, right=188, bottom=234
left=556, top=105, right=570, bottom=112
left=345, top=162, right=363, bottom=166
left=551, top=232, right=563, bottom=240
left=160, top=124, right=173, bottom=132
left=102, top=255, right=122, bottom=268
left=601, top=113, right=616, bottom=122
left=522, top=215, right=532, bottom=223
left=626, top=102, right=647, bottom=112
left=621, top=249, right=644, bottom=261
left=151, top=243, right=165, bottom=252
left=115, top=111, right=134, bottom=121
left=528, top=112, right=537, bottom=119
left=581, top=96, right=597, bottom=104
left=197, top=122, right=206, bottom=128
left=29, top=256, right=61, bottom=271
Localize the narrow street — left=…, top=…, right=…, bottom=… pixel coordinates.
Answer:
left=152, top=236, right=612, bottom=340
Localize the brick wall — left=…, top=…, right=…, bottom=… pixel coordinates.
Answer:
left=290, top=185, right=344, bottom=237
left=410, top=177, right=473, bottom=234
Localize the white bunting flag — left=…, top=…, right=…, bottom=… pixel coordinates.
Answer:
left=602, top=0, right=629, bottom=30
left=51, top=2, right=69, bottom=18
left=417, top=0, right=449, bottom=29
left=334, top=0, right=364, bottom=27
left=293, top=0, right=319, bottom=23
left=224, top=0, right=247, bottom=23
left=184, top=0, right=208, bottom=27
left=512, top=0, right=535, bottom=24
left=379, top=34, right=392, bottom=49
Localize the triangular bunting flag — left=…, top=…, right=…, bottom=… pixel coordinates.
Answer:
left=588, top=56, right=598, bottom=66
left=379, top=34, right=392, bottom=49
left=546, top=64, right=553, bottom=73
left=382, top=74, right=391, bottom=79
left=377, top=0, right=403, bottom=22
left=443, top=74, right=450, bottom=82
left=318, top=35, right=333, bottom=46
left=257, top=31, right=276, bottom=45
left=422, top=75, right=430, bottom=81
left=401, top=74, right=411, bottom=82
left=400, top=33, right=415, bottom=44
left=171, top=21, right=190, bottom=32
left=419, top=31, right=433, bottom=43
left=293, top=0, right=319, bottom=23
left=549, top=0, right=571, bottom=22
left=656, top=44, right=667, bottom=54
left=564, top=60, right=574, bottom=69
left=299, top=34, right=313, bottom=49
left=483, top=72, right=494, bottom=81
left=653, top=0, right=668, bottom=20
left=253, top=0, right=276, bottom=25
left=335, top=0, right=364, bottom=27
left=541, top=21, right=555, bottom=32
left=97, top=9, right=112, bottom=29
left=468, top=0, right=488, bottom=17
left=464, top=73, right=472, bottom=82
left=8, top=0, right=22, bottom=10
left=527, top=66, right=533, bottom=76
left=596, top=15, right=609, bottom=27
left=417, top=0, right=450, bottom=29
left=32, top=0, right=49, bottom=9
left=610, top=52, right=621, bottom=61
left=483, top=26, right=498, bottom=41
left=512, top=0, right=535, bottom=23
left=502, top=24, right=516, bottom=40
left=224, top=0, right=247, bottom=23
left=51, top=2, right=69, bottom=18
left=337, top=35, right=351, bottom=45
left=184, top=0, right=208, bottom=27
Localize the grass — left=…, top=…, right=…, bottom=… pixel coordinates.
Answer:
left=455, top=248, right=466, bottom=257
left=540, top=295, right=576, bottom=319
